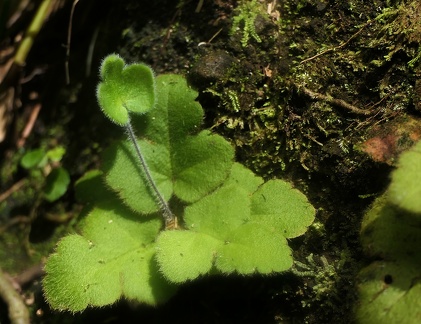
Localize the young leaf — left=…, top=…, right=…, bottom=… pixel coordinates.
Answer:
left=43, top=201, right=176, bottom=312
left=103, top=74, right=234, bottom=214
left=96, top=54, right=155, bottom=125
left=46, top=146, right=66, bottom=162
left=20, top=148, right=46, bottom=169
left=44, top=167, right=70, bottom=202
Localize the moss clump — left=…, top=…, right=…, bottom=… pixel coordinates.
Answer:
left=230, top=0, right=265, bottom=47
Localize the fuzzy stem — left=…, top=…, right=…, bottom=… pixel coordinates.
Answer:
left=125, top=120, right=175, bottom=227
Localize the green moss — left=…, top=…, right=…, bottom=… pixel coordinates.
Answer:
left=230, top=0, right=265, bottom=47
left=292, top=252, right=349, bottom=308
left=370, top=1, right=421, bottom=69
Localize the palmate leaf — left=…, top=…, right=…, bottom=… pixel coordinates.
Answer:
left=96, top=54, right=155, bottom=125
left=20, top=148, right=46, bottom=169
left=156, top=164, right=315, bottom=283
left=43, top=201, right=177, bottom=312
left=357, top=261, right=421, bottom=324
left=44, top=167, right=70, bottom=202
left=102, top=75, right=234, bottom=214
left=357, top=188, right=421, bottom=323
left=357, top=142, right=421, bottom=323
left=388, top=140, right=421, bottom=214
left=45, top=54, right=317, bottom=312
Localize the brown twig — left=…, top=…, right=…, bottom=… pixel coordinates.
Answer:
left=0, top=178, right=27, bottom=203
left=13, top=263, right=45, bottom=288
left=300, top=20, right=373, bottom=64
left=0, top=215, right=31, bottom=235
left=195, top=0, right=204, bottom=13
left=295, top=84, right=374, bottom=115
left=17, top=102, right=41, bottom=148
left=0, top=267, right=30, bottom=324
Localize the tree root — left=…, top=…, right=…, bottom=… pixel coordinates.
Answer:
left=0, top=267, right=30, bottom=324
left=294, top=83, right=375, bottom=116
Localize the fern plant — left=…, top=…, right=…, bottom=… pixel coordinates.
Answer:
left=43, top=54, right=315, bottom=312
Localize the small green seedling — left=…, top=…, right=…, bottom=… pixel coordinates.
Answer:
left=96, top=53, right=175, bottom=227
left=43, top=54, right=315, bottom=312
left=20, top=146, right=69, bottom=202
